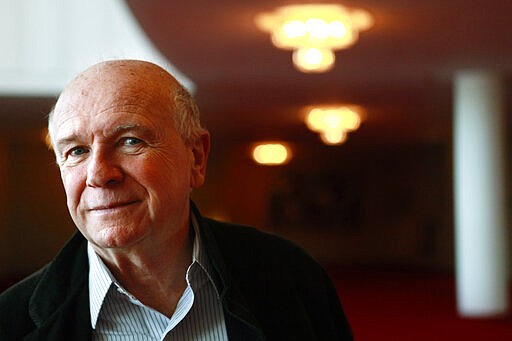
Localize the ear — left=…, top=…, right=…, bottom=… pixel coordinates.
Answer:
left=190, top=130, right=210, bottom=189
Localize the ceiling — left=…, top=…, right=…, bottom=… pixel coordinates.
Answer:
left=123, top=0, right=512, bottom=147
left=3, top=1, right=512, bottom=149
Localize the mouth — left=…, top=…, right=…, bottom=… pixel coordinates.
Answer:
left=88, top=200, right=140, bottom=212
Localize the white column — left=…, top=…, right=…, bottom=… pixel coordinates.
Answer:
left=454, top=71, right=509, bottom=317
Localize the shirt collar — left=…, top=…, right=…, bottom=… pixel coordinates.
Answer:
left=87, top=212, right=212, bottom=328
left=87, top=242, right=113, bottom=328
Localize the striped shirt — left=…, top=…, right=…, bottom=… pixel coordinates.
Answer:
left=88, top=216, right=228, bottom=340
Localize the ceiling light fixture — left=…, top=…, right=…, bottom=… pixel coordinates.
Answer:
left=305, top=105, right=363, bottom=145
left=252, top=142, right=292, bottom=166
left=255, top=3, right=373, bottom=73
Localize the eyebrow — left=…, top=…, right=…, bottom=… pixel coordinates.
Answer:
left=108, top=124, right=153, bottom=138
left=54, top=134, right=80, bottom=152
left=54, top=124, right=155, bottom=151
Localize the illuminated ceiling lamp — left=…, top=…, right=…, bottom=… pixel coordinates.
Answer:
left=252, top=142, right=292, bottom=166
left=255, top=3, right=373, bottom=73
left=305, top=105, right=363, bottom=145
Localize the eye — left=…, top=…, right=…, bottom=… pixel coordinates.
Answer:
left=122, top=137, right=143, bottom=146
left=69, top=146, right=88, bottom=157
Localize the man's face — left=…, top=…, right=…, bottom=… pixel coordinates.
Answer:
left=50, top=64, right=207, bottom=250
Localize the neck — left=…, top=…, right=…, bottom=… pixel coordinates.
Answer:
left=93, top=224, right=193, bottom=317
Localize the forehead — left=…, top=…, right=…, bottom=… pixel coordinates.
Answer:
left=55, top=62, right=173, bottom=115
left=51, top=62, right=176, bottom=137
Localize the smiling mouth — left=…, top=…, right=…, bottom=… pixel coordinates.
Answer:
left=89, top=201, right=140, bottom=212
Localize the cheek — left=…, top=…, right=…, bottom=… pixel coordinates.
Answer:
left=135, top=153, right=191, bottom=196
left=143, top=149, right=191, bottom=181
left=60, top=168, right=84, bottom=209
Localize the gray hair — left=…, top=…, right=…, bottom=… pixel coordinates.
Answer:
left=172, top=83, right=205, bottom=142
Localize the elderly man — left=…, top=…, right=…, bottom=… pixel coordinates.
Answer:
left=0, top=60, right=352, bottom=340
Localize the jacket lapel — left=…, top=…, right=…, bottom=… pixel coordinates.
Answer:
left=192, top=203, right=265, bottom=340
left=26, top=233, right=92, bottom=340
left=24, top=286, right=91, bottom=341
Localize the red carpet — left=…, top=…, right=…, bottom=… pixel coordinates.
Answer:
left=330, top=268, right=512, bottom=340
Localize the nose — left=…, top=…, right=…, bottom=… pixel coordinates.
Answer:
left=86, top=150, right=124, bottom=187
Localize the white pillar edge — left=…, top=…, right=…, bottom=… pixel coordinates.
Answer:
left=454, top=70, right=509, bottom=317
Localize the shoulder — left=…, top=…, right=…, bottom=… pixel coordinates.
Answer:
left=206, top=219, right=312, bottom=259
left=203, top=218, right=353, bottom=340
left=0, top=266, right=46, bottom=309
left=204, top=218, right=325, bottom=280
left=0, top=267, right=47, bottom=337
left=0, top=232, right=88, bottom=339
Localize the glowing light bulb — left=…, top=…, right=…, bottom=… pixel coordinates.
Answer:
left=306, top=18, right=329, bottom=39
left=340, top=108, right=361, bottom=131
left=320, top=129, right=347, bottom=145
left=305, top=108, right=325, bottom=132
left=292, top=48, right=335, bottom=73
left=283, top=20, right=306, bottom=38
left=328, top=21, right=347, bottom=38
left=252, top=143, right=292, bottom=165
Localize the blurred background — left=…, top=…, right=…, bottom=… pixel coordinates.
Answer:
left=1, top=0, right=511, bottom=339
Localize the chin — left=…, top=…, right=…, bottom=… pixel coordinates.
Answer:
left=88, top=224, right=148, bottom=250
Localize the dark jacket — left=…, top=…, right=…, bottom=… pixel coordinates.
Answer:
left=0, top=206, right=353, bottom=340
